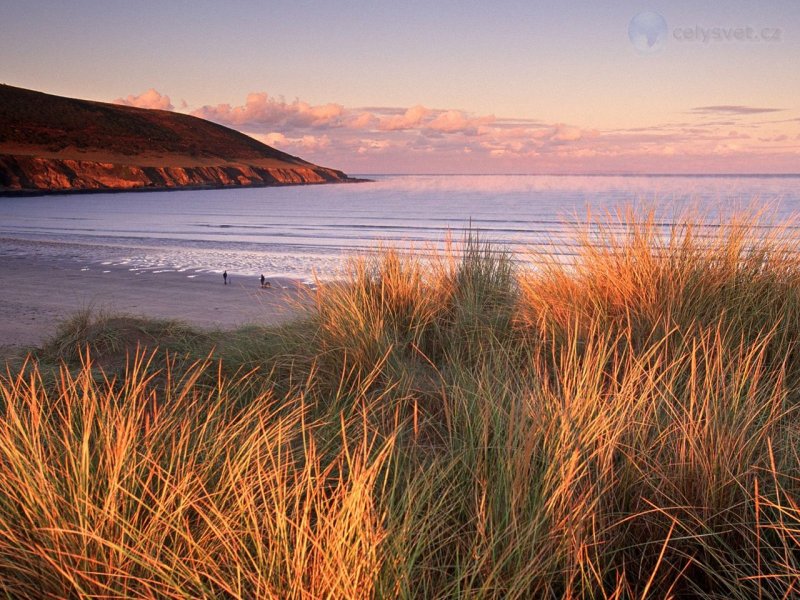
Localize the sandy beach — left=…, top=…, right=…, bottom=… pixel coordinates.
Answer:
left=0, top=252, right=307, bottom=350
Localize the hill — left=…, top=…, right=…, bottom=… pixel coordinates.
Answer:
left=0, top=84, right=359, bottom=193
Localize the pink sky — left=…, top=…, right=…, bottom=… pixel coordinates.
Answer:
left=116, top=88, right=800, bottom=174
left=6, top=2, right=798, bottom=175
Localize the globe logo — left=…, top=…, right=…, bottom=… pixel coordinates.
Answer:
left=628, top=11, right=668, bottom=54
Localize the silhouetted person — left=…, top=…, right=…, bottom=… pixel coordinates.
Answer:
left=223, top=270, right=228, bottom=285
left=260, top=274, right=265, bottom=288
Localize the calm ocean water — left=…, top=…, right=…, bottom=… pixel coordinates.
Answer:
left=1, top=174, right=799, bottom=281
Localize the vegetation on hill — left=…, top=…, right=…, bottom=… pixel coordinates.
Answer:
left=2, top=212, right=800, bottom=598
left=0, top=84, right=307, bottom=162
left=0, top=84, right=356, bottom=192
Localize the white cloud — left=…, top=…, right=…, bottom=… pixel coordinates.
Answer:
left=426, top=110, right=494, bottom=134
left=113, top=88, right=174, bottom=111
left=258, top=132, right=331, bottom=152
left=193, top=92, right=346, bottom=129
left=378, top=105, right=431, bottom=131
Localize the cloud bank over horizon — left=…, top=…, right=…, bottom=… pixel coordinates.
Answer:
left=115, top=88, right=800, bottom=174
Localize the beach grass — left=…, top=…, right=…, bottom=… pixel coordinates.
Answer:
left=2, top=212, right=800, bottom=598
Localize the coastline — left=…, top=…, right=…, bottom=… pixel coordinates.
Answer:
left=0, top=252, right=309, bottom=350
left=0, top=176, right=371, bottom=198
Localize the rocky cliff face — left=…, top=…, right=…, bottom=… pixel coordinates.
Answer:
left=0, top=155, right=353, bottom=192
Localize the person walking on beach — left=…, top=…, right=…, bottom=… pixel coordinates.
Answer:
left=260, top=274, right=265, bottom=288
left=223, top=270, right=228, bottom=285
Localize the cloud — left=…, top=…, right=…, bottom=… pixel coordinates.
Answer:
left=193, top=92, right=347, bottom=129
left=196, top=93, right=499, bottom=137
left=131, top=87, right=799, bottom=173
left=758, top=134, right=789, bottom=142
left=691, top=105, right=784, bottom=115
left=379, top=105, right=431, bottom=130
left=298, top=134, right=331, bottom=150
left=262, top=132, right=287, bottom=147
left=426, top=110, right=494, bottom=134
left=346, top=112, right=376, bottom=129
left=550, top=123, right=583, bottom=142
left=113, top=88, right=174, bottom=111
left=260, top=132, right=331, bottom=151
left=357, top=139, right=392, bottom=154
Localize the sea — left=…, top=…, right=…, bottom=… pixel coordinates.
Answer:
left=1, top=174, right=799, bottom=283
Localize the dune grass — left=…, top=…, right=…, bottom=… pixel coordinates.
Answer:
left=2, top=212, right=800, bottom=598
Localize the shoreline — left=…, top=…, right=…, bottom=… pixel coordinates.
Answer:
left=0, top=253, right=310, bottom=350
left=0, top=176, right=371, bottom=198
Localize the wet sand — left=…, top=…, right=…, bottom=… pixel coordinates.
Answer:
left=0, top=253, right=309, bottom=350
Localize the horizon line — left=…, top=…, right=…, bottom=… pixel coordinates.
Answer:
left=353, top=172, right=800, bottom=178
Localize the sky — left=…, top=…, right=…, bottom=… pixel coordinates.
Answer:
left=3, top=0, right=799, bottom=174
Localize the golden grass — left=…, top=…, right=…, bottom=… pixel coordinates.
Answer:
left=0, top=353, right=392, bottom=598
left=3, top=211, right=800, bottom=598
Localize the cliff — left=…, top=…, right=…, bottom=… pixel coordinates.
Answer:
left=0, top=155, right=350, bottom=191
left=0, top=84, right=360, bottom=193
